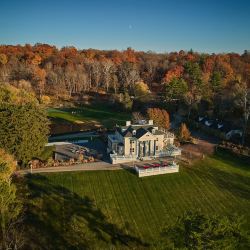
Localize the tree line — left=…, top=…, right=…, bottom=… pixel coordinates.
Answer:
left=0, top=44, right=249, bottom=99
left=0, top=44, right=249, bottom=142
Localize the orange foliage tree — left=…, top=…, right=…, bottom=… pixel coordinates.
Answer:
left=162, top=65, right=184, bottom=83
left=179, top=123, right=191, bottom=142
left=147, top=108, right=170, bottom=129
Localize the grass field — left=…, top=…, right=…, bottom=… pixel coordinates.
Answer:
left=47, top=103, right=131, bottom=129
left=24, top=152, right=250, bottom=249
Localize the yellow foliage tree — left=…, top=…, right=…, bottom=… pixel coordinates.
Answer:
left=134, top=81, right=150, bottom=99
left=41, top=95, right=51, bottom=105
left=0, top=148, right=16, bottom=182
left=0, top=84, right=37, bottom=105
left=0, top=53, right=8, bottom=65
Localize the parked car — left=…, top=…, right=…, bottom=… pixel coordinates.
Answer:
left=143, top=164, right=151, bottom=169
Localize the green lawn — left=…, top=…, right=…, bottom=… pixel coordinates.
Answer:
left=47, top=104, right=131, bottom=129
left=24, top=152, right=250, bottom=249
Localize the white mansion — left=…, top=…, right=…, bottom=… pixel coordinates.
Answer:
left=107, top=120, right=181, bottom=164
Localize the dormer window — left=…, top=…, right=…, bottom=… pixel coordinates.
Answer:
left=132, top=130, right=136, bottom=136
left=152, top=128, right=155, bottom=134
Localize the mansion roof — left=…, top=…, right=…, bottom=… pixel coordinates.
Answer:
left=116, top=125, right=165, bottom=139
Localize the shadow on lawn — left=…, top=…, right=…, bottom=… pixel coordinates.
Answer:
left=24, top=174, right=148, bottom=250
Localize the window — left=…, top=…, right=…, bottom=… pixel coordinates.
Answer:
left=130, top=148, right=135, bottom=153
left=156, top=146, right=159, bottom=150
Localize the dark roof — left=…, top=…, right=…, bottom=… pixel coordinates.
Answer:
left=116, top=124, right=165, bottom=139
left=123, top=130, right=133, bottom=137
left=135, top=128, right=148, bottom=139
left=153, top=130, right=165, bottom=135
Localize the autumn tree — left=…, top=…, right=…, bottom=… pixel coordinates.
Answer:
left=162, top=65, right=184, bottom=83
left=0, top=149, right=24, bottom=250
left=0, top=53, right=8, bottom=65
left=178, top=123, right=191, bottom=142
left=0, top=53, right=9, bottom=84
left=101, top=60, right=114, bottom=92
left=147, top=108, right=170, bottom=129
left=32, top=66, right=46, bottom=99
left=133, top=81, right=151, bottom=102
left=118, top=62, right=139, bottom=92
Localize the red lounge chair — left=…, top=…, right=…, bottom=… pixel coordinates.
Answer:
left=152, top=163, right=161, bottom=168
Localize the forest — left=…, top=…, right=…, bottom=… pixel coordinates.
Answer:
left=0, top=44, right=249, bottom=142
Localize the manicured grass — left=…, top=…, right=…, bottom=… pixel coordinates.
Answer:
left=24, top=153, right=250, bottom=249
left=47, top=104, right=131, bottom=128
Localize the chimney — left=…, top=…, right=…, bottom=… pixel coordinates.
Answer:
left=126, top=121, right=131, bottom=126
left=148, top=120, right=153, bottom=125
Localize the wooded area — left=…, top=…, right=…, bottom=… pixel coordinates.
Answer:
left=0, top=45, right=249, bottom=103
left=0, top=44, right=249, bottom=142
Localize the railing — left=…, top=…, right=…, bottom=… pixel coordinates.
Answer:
left=135, top=164, right=179, bottom=174
left=156, top=147, right=182, bottom=157
left=110, top=154, right=136, bottom=160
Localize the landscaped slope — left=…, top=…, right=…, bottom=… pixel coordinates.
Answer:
left=48, top=104, right=131, bottom=128
left=24, top=153, right=250, bottom=249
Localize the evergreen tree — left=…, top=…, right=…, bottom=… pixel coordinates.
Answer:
left=0, top=85, right=49, bottom=165
left=164, top=77, right=188, bottom=102
left=210, top=71, right=222, bottom=92
left=184, top=62, right=204, bottom=119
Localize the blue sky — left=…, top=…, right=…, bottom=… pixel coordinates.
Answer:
left=0, top=0, right=250, bottom=53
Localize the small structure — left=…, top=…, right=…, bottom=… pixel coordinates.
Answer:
left=134, top=161, right=179, bottom=177
left=107, top=120, right=181, bottom=164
